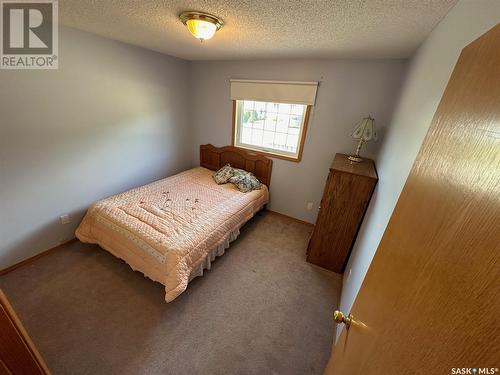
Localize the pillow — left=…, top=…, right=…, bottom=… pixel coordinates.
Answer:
left=213, top=164, right=234, bottom=184
left=231, top=167, right=249, bottom=178
left=229, top=172, right=262, bottom=193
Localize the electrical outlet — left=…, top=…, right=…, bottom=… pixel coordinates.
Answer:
left=307, top=202, right=313, bottom=210
left=60, top=214, right=71, bottom=225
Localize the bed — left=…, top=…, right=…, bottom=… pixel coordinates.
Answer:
left=76, top=144, right=272, bottom=302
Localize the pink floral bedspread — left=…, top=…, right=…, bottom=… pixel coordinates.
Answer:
left=76, top=167, right=269, bottom=302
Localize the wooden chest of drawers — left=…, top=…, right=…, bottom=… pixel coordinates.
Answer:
left=306, top=154, right=378, bottom=273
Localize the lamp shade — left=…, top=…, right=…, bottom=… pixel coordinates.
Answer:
left=350, top=116, right=377, bottom=141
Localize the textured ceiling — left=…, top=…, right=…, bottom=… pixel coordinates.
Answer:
left=59, top=0, right=457, bottom=61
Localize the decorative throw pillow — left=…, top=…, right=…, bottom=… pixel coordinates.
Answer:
left=246, top=172, right=262, bottom=190
left=229, top=174, right=253, bottom=193
left=229, top=172, right=262, bottom=193
left=213, top=164, right=234, bottom=184
left=231, top=167, right=248, bottom=178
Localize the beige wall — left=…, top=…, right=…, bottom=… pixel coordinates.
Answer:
left=337, top=0, right=500, bottom=339
left=188, top=59, right=406, bottom=223
left=0, top=27, right=192, bottom=269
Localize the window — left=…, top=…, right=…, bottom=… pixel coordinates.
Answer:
left=233, top=100, right=311, bottom=161
left=230, top=79, right=318, bottom=162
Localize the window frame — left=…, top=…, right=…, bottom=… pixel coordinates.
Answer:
left=231, top=100, right=311, bottom=163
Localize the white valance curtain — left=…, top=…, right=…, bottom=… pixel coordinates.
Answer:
left=230, top=79, right=318, bottom=105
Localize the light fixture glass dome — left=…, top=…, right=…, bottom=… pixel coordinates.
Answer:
left=180, top=11, right=223, bottom=42
left=186, top=19, right=217, bottom=40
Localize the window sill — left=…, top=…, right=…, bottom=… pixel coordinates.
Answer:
left=232, top=145, right=302, bottom=163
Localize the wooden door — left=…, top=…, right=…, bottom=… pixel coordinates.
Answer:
left=0, top=290, right=50, bottom=375
left=326, top=25, right=500, bottom=374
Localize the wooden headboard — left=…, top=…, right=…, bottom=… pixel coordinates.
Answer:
left=200, top=144, right=273, bottom=187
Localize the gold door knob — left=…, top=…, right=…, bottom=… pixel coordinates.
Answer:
left=333, top=310, right=353, bottom=330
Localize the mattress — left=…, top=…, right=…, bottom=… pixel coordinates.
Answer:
left=76, top=167, right=269, bottom=302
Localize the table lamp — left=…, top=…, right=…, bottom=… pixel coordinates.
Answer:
left=348, top=116, right=377, bottom=163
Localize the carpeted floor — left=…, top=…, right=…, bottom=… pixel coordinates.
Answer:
left=0, top=211, right=341, bottom=375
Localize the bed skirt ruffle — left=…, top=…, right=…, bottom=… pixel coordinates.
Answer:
left=188, top=228, right=240, bottom=282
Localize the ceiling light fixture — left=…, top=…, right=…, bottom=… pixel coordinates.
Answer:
left=179, top=11, right=223, bottom=42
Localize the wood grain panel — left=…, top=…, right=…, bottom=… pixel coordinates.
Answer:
left=0, top=290, right=50, bottom=374
left=200, top=144, right=273, bottom=187
left=307, top=154, right=377, bottom=273
left=326, top=24, right=500, bottom=375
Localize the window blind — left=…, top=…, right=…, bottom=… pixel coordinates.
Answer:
left=230, top=79, right=318, bottom=105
